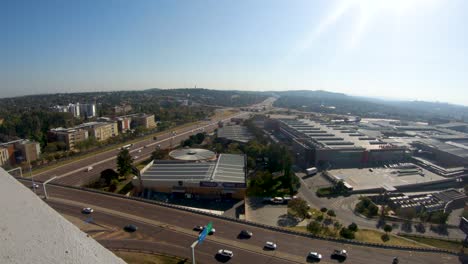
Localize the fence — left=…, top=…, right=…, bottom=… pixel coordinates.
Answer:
left=17, top=177, right=463, bottom=256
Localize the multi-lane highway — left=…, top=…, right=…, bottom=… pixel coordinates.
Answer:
left=33, top=110, right=249, bottom=186
left=22, top=181, right=464, bottom=264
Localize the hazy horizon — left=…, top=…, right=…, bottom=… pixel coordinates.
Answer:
left=2, top=0, right=468, bottom=105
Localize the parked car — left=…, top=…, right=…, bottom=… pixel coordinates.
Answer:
left=217, top=249, right=233, bottom=258
left=240, top=230, right=253, bottom=238
left=307, top=252, right=322, bottom=260
left=124, top=224, right=138, bottom=232
left=264, top=241, right=277, bottom=250
left=81, top=207, right=94, bottom=214
left=271, top=197, right=284, bottom=204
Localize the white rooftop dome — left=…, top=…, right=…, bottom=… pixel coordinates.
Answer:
left=169, top=148, right=216, bottom=161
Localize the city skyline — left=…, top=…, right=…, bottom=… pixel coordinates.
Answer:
left=2, top=0, right=468, bottom=105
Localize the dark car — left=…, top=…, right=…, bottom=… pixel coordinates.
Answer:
left=124, top=224, right=138, bottom=232
left=193, top=225, right=204, bottom=232
left=240, top=230, right=253, bottom=238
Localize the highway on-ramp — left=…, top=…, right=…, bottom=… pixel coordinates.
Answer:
left=22, top=181, right=464, bottom=264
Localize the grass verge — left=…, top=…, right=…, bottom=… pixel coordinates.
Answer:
left=399, top=234, right=463, bottom=252
left=287, top=226, right=431, bottom=248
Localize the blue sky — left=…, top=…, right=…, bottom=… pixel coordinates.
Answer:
left=2, top=0, right=468, bottom=105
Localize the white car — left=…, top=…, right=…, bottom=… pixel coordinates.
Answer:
left=82, top=207, right=94, bottom=214
left=217, top=249, right=233, bottom=258
left=307, top=252, right=322, bottom=260
left=31, top=183, right=39, bottom=189
left=264, top=241, right=277, bottom=250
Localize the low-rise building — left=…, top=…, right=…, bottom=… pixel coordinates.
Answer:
left=132, top=114, right=156, bottom=129
left=49, top=128, right=89, bottom=150
left=0, top=147, right=9, bottom=167
left=75, top=122, right=118, bottom=142
left=135, top=153, right=246, bottom=199
left=0, top=139, right=41, bottom=166
left=116, top=116, right=132, bottom=133
left=14, top=140, right=41, bottom=164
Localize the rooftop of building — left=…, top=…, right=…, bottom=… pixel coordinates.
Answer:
left=279, top=119, right=404, bottom=150
left=414, top=138, right=468, bottom=159
left=328, top=163, right=446, bottom=192
left=141, top=154, right=245, bottom=183
left=0, top=168, right=125, bottom=263
left=217, top=125, right=253, bottom=143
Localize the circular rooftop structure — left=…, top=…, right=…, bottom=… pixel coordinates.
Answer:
left=169, top=148, right=216, bottom=161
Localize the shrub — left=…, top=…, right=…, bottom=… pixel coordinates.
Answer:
left=320, top=207, right=328, bottom=213
left=348, top=222, right=358, bottom=232
left=327, top=210, right=336, bottom=217
left=339, top=228, right=355, bottom=239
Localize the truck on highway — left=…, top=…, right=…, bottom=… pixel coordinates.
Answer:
left=306, top=167, right=318, bottom=176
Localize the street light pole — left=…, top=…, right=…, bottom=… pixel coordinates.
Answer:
left=190, top=240, right=199, bottom=264
left=43, top=176, right=57, bottom=199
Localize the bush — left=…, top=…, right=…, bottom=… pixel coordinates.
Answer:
left=307, top=221, right=322, bottom=234
left=339, top=228, right=355, bottom=239
left=383, top=224, right=393, bottom=234
left=320, top=207, right=328, bottom=213
left=348, top=222, right=358, bottom=232
left=316, top=187, right=332, bottom=197
left=381, top=234, right=390, bottom=242
left=327, top=210, right=336, bottom=217
left=355, top=197, right=378, bottom=218
left=316, top=215, right=324, bottom=222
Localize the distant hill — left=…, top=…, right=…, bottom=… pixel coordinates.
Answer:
left=274, top=90, right=468, bottom=122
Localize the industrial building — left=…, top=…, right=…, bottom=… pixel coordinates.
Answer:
left=276, top=118, right=407, bottom=169
left=134, top=153, right=246, bottom=199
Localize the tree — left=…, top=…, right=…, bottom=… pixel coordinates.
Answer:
left=117, top=149, right=133, bottom=176
left=348, top=223, right=358, bottom=232
left=288, top=198, right=309, bottom=220
left=101, top=169, right=118, bottom=185
left=307, top=220, right=322, bottom=234
left=320, top=207, right=328, bottom=213
left=383, top=224, right=393, bottom=234
left=109, top=178, right=119, bottom=192
left=340, top=228, right=355, bottom=239
left=151, top=148, right=168, bottom=160
left=327, top=210, right=336, bottom=217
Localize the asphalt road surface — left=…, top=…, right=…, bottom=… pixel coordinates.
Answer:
left=33, top=110, right=249, bottom=186
left=23, top=181, right=465, bottom=264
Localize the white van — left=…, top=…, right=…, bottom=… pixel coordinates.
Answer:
left=86, top=166, right=93, bottom=172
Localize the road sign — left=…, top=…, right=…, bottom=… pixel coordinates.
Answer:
left=198, top=230, right=207, bottom=243
left=197, top=221, right=213, bottom=244
left=205, top=222, right=213, bottom=234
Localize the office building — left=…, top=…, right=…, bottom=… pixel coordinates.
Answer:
left=135, top=153, right=246, bottom=199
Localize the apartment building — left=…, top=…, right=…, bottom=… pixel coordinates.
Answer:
left=132, top=114, right=157, bottom=129
left=49, top=128, right=89, bottom=150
